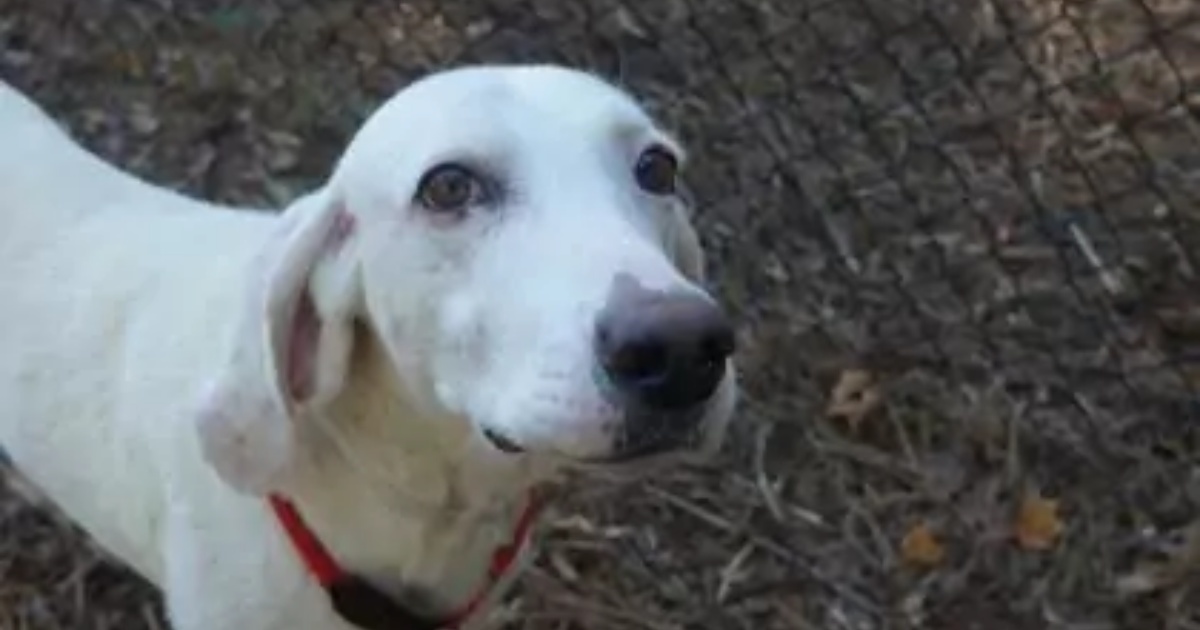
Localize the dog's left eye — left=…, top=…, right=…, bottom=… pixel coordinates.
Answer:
left=416, top=163, right=484, bottom=213
left=634, top=145, right=679, bottom=196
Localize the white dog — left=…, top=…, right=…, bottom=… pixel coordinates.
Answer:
left=0, top=64, right=738, bottom=629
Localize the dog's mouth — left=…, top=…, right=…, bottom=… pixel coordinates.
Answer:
left=482, top=427, right=526, bottom=454
left=480, top=407, right=720, bottom=464
left=480, top=426, right=681, bottom=463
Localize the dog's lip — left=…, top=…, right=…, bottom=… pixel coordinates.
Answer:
left=482, top=427, right=526, bottom=454
left=480, top=420, right=709, bottom=463
left=480, top=428, right=679, bottom=463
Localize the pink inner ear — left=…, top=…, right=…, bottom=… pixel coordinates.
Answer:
left=286, top=293, right=321, bottom=403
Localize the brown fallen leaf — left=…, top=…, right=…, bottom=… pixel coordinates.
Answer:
left=826, top=368, right=883, bottom=431
left=901, top=520, right=946, bottom=568
left=1014, top=493, right=1064, bottom=551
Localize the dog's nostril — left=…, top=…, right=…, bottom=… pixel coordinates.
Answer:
left=607, top=339, right=671, bottom=385
left=700, top=327, right=736, bottom=368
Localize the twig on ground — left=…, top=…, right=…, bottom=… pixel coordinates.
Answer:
left=643, top=484, right=882, bottom=620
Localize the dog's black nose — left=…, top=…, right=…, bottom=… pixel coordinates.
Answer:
left=594, top=277, right=735, bottom=411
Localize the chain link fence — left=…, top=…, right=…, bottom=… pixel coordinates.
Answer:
left=1, top=0, right=1198, bottom=628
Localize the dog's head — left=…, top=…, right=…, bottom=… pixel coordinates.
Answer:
left=196, top=65, right=738, bottom=494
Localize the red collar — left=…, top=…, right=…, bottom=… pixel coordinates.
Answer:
left=268, top=493, right=541, bottom=630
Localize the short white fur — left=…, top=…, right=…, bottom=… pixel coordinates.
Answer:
left=0, top=64, right=738, bottom=629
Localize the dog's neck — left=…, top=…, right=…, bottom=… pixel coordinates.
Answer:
left=280, top=328, right=552, bottom=613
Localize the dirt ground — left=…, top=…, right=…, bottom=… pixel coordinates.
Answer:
left=0, top=0, right=1198, bottom=628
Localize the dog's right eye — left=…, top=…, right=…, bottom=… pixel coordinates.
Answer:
left=416, top=163, right=483, bottom=214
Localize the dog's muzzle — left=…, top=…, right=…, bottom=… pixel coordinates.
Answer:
left=592, top=274, right=736, bottom=459
left=480, top=274, right=736, bottom=461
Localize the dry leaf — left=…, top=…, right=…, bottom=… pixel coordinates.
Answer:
left=1014, top=493, right=1063, bottom=551
left=900, top=521, right=946, bottom=567
left=825, top=368, right=882, bottom=431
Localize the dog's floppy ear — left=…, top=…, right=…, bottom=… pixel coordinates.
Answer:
left=194, top=189, right=357, bottom=495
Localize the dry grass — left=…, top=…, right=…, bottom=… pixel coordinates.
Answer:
left=0, top=0, right=1198, bottom=628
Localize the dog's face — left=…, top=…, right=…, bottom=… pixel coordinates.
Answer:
left=196, top=65, right=738, bottom=494
left=338, top=66, right=737, bottom=463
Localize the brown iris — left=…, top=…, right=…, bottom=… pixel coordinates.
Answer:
left=416, top=163, right=482, bottom=213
